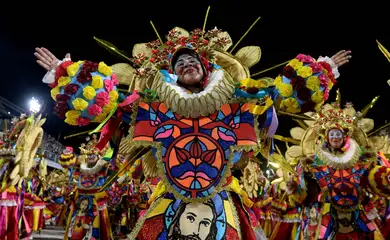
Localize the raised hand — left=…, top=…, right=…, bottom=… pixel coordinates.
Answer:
left=330, top=50, right=351, bottom=67
left=34, top=48, right=70, bottom=71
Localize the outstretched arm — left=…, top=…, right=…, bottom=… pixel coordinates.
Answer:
left=34, top=48, right=140, bottom=129
left=35, top=48, right=70, bottom=86
left=273, top=50, right=351, bottom=113
left=234, top=50, right=351, bottom=139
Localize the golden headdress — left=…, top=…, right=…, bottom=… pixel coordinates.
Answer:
left=94, top=10, right=264, bottom=92
left=79, top=134, right=106, bottom=156
left=314, top=103, right=355, bottom=138
left=301, top=103, right=370, bottom=156
left=274, top=90, right=380, bottom=157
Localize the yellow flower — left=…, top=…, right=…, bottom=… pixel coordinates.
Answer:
left=103, top=101, right=115, bottom=112
left=57, top=76, right=71, bottom=87
left=297, top=66, right=313, bottom=78
left=92, top=112, right=108, bottom=123
left=109, top=90, right=118, bottom=102
left=281, top=98, right=301, bottom=113
left=83, top=86, right=96, bottom=100
left=288, top=59, right=303, bottom=70
left=274, top=76, right=282, bottom=88
left=64, top=110, right=81, bottom=126
left=312, top=90, right=324, bottom=103
left=77, top=61, right=84, bottom=65
left=50, top=87, right=60, bottom=100
left=66, top=110, right=81, bottom=119
left=306, top=76, right=320, bottom=91
left=67, top=62, right=80, bottom=77
left=98, top=62, right=113, bottom=76
left=72, top=98, right=89, bottom=111
left=315, top=101, right=325, bottom=111
left=328, top=79, right=334, bottom=89
left=91, top=75, right=103, bottom=89
left=278, top=82, right=293, bottom=98
left=64, top=117, right=78, bottom=126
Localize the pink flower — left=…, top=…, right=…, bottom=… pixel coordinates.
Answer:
left=95, top=92, right=110, bottom=107
left=319, top=74, right=328, bottom=86
left=309, top=62, right=322, bottom=73
left=104, top=79, right=114, bottom=92
left=324, top=88, right=330, bottom=100
left=111, top=74, right=119, bottom=86
left=88, top=104, right=102, bottom=116
left=296, top=54, right=314, bottom=63
left=77, top=117, right=91, bottom=126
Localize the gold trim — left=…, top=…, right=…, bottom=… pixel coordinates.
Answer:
left=127, top=100, right=261, bottom=203
left=151, top=69, right=235, bottom=118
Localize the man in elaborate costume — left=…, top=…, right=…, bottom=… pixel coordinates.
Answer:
left=34, top=11, right=352, bottom=239
left=64, top=139, right=114, bottom=240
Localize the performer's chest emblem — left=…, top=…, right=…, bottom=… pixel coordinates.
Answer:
left=133, top=102, right=258, bottom=200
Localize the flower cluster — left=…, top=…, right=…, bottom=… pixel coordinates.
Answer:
left=274, top=54, right=337, bottom=113
left=50, top=60, right=119, bottom=126
left=135, top=28, right=231, bottom=75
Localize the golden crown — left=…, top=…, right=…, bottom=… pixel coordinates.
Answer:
left=79, top=134, right=102, bottom=155
left=314, top=103, right=354, bottom=136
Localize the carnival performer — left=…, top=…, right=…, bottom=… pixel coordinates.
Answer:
left=63, top=138, right=114, bottom=240
left=277, top=101, right=390, bottom=240
left=0, top=115, right=46, bottom=240
left=20, top=160, right=47, bottom=239
left=34, top=11, right=352, bottom=239
left=45, top=168, right=73, bottom=226
left=107, top=157, right=142, bottom=237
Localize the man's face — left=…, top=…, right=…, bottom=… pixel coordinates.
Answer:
left=178, top=203, right=213, bottom=240
left=174, top=54, right=204, bottom=87
left=328, top=129, right=344, bottom=149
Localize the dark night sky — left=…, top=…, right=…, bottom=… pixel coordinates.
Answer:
left=0, top=1, right=389, bottom=148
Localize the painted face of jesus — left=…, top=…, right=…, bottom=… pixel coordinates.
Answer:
left=174, top=54, right=204, bottom=87
left=328, top=129, right=344, bottom=149
left=79, top=199, right=89, bottom=212
left=178, top=203, right=214, bottom=240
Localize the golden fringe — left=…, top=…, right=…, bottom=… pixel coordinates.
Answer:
left=151, top=70, right=236, bottom=118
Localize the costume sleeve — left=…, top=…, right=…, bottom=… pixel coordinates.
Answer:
left=272, top=54, right=339, bottom=113
left=42, top=58, right=140, bottom=128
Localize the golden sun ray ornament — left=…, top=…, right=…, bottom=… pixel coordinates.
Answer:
left=376, top=40, right=390, bottom=87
